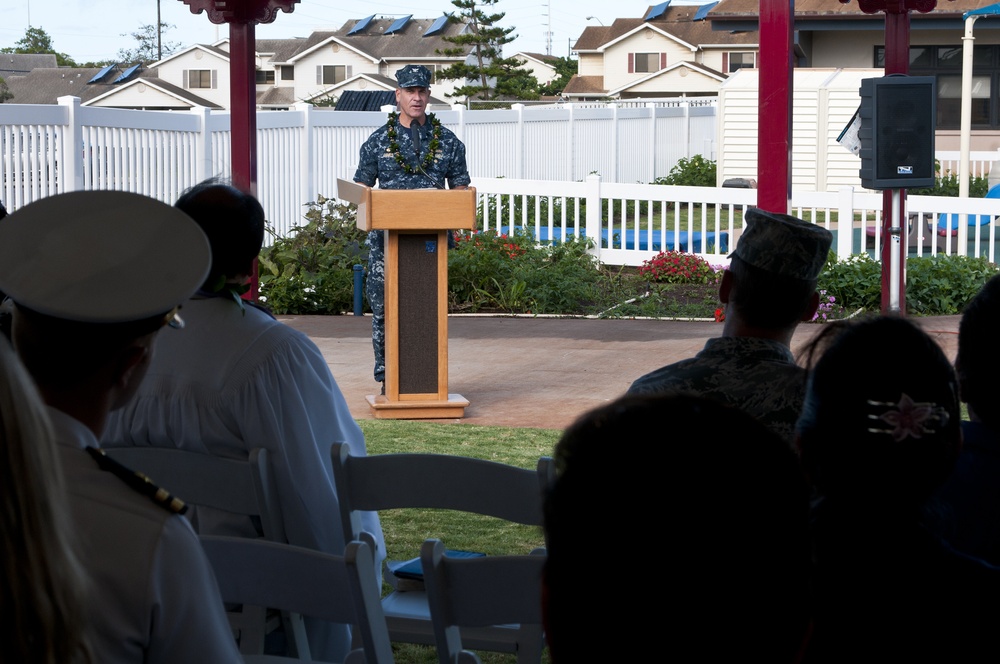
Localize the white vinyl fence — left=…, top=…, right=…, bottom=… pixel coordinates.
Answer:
left=2, top=97, right=1000, bottom=268
left=473, top=176, right=1000, bottom=266
left=0, top=96, right=716, bottom=238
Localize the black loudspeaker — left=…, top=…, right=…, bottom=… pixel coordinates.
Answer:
left=859, top=76, right=936, bottom=190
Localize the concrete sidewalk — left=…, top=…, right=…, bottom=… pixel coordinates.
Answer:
left=282, top=314, right=962, bottom=431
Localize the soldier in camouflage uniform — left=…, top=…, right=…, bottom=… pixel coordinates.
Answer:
left=353, top=64, right=471, bottom=391
left=628, top=208, right=833, bottom=442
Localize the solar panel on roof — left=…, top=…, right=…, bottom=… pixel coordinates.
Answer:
left=644, top=1, right=670, bottom=20
left=113, top=64, right=141, bottom=84
left=385, top=15, right=412, bottom=35
left=425, top=14, right=449, bottom=37
left=348, top=15, right=375, bottom=36
left=88, top=64, right=116, bottom=84
left=693, top=1, right=719, bottom=21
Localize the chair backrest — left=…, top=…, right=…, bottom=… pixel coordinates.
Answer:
left=200, top=536, right=395, bottom=664
left=421, top=538, right=546, bottom=664
left=103, top=446, right=285, bottom=541
left=330, top=443, right=554, bottom=551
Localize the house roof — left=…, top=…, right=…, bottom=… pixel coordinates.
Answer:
left=518, top=52, right=560, bottom=66
left=574, top=5, right=758, bottom=52
left=255, top=38, right=305, bottom=64
left=607, top=60, right=726, bottom=96
left=335, top=90, right=398, bottom=110
left=288, top=17, right=471, bottom=63
left=256, top=86, right=296, bottom=107
left=0, top=53, right=57, bottom=77
left=562, top=75, right=607, bottom=96
left=5, top=67, right=219, bottom=108
left=5, top=67, right=115, bottom=104
left=151, top=44, right=230, bottom=68
left=83, top=75, right=221, bottom=109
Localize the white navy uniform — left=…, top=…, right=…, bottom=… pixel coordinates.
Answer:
left=51, top=406, right=242, bottom=663
left=103, top=295, right=386, bottom=661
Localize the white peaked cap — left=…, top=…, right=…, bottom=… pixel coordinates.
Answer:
left=0, top=190, right=210, bottom=323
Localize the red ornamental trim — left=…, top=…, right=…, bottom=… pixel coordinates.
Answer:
left=181, top=0, right=300, bottom=24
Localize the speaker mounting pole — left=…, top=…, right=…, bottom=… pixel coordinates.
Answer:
left=840, top=0, right=939, bottom=315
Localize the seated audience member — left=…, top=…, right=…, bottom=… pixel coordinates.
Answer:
left=628, top=208, right=833, bottom=443
left=0, top=338, right=92, bottom=664
left=796, top=316, right=1000, bottom=664
left=935, top=274, right=1000, bottom=565
left=0, top=190, right=242, bottom=663
left=102, top=179, right=383, bottom=661
left=543, top=393, right=811, bottom=663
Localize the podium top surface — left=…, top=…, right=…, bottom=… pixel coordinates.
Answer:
left=339, top=179, right=476, bottom=231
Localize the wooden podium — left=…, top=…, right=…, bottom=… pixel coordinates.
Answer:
left=338, top=179, right=474, bottom=419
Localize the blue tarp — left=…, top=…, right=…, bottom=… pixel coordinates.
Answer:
left=497, top=226, right=729, bottom=253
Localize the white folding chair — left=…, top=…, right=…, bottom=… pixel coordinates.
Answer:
left=103, top=446, right=287, bottom=654
left=330, top=442, right=554, bottom=662
left=421, top=538, right=546, bottom=664
left=200, top=535, right=395, bottom=664
left=102, top=446, right=285, bottom=541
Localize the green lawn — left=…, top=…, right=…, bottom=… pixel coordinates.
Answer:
left=357, top=420, right=561, bottom=664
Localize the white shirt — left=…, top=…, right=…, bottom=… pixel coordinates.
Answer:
left=51, top=407, right=242, bottom=664
left=103, top=296, right=385, bottom=660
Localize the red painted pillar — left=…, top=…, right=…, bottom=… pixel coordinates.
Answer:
left=229, top=22, right=260, bottom=299
left=179, top=0, right=299, bottom=302
left=229, top=22, right=257, bottom=197
left=757, top=0, right=795, bottom=214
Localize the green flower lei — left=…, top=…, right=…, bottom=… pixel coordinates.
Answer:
left=386, top=112, right=442, bottom=174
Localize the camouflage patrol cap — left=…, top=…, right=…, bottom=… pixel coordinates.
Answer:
left=395, top=64, right=432, bottom=89
left=732, top=207, right=833, bottom=281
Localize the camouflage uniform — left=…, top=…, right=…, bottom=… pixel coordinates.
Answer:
left=627, top=337, right=807, bottom=442
left=353, top=114, right=470, bottom=383
left=627, top=207, right=832, bottom=444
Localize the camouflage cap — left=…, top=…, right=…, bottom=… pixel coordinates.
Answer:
left=395, top=64, right=432, bottom=89
left=731, top=207, right=833, bottom=280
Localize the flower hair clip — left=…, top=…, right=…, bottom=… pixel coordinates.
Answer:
left=867, top=393, right=950, bottom=442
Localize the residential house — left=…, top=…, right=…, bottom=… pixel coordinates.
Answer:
left=515, top=52, right=561, bottom=86
left=2, top=16, right=472, bottom=110
left=706, top=0, right=1000, bottom=150
left=4, top=65, right=220, bottom=110
left=564, top=2, right=762, bottom=100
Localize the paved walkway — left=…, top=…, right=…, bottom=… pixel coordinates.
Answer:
left=282, top=314, right=962, bottom=431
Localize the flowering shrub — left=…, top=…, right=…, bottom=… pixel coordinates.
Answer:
left=811, top=290, right=844, bottom=323
left=453, top=230, right=529, bottom=260
left=258, top=196, right=367, bottom=314
left=638, top=250, right=717, bottom=284
left=448, top=230, right=599, bottom=313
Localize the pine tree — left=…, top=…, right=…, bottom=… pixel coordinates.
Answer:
left=435, top=0, right=536, bottom=103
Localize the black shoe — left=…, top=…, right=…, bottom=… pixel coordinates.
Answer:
left=380, top=381, right=386, bottom=396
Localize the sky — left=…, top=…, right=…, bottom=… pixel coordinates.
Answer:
left=0, top=0, right=712, bottom=66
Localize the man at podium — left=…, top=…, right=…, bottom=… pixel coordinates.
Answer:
left=353, top=64, right=471, bottom=394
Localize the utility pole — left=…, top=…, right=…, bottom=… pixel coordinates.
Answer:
left=157, top=0, right=163, bottom=61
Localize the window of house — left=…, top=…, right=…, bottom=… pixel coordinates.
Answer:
left=875, top=45, right=1000, bottom=129
left=320, top=65, right=347, bottom=85
left=256, top=70, right=275, bottom=84
left=728, top=52, right=755, bottom=72
left=187, top=70, right=215, bottom=89
left=280, top=65, right=295, bottom=81
left=632, top=53, right=661, bottom=73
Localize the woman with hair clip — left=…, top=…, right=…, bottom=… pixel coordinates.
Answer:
left=0, top=337, right=93, bottom=664
left=796, top=316, right=1000, bottom=664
